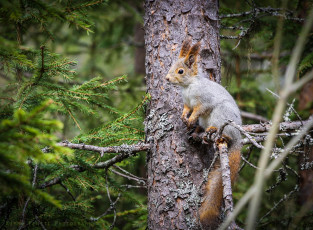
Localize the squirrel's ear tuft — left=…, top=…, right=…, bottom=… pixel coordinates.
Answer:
left=184, top=42, right=201, bottom=68
left=179, top=39, right=192, bottom=58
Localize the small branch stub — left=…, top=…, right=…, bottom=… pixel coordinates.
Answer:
left=217, top=141, right=236, bottom=229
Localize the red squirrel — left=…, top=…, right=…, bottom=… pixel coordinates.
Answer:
left=166, top=39, right=242, bottom=227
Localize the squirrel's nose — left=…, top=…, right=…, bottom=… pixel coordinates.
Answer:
left=165, top=75, right=170, bottom=81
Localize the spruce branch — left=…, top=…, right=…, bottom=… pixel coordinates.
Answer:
left=66, top=0, right=105, bottom=13
left=89, top=193, right=121, bottom=222
left=58, top=141, right=150, bottom=155
left=39, top=142, right=150, bottom=189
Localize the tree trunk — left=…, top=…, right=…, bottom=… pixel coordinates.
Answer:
left=144, top=1, right=220, bottom=229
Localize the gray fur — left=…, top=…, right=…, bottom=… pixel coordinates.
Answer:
left=165, top=42, right=242, bottom=226
left=181, top=75, right=242, bottom=151
left=165, top=47, right=242, bottom=152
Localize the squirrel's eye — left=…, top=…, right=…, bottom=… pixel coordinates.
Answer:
left=178, top=69, right=184, bottom=74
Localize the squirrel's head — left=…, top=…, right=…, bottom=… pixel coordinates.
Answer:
left=166, top=39, right=201, bottom=85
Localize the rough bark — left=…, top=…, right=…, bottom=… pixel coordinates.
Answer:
left=144, top=1, right=220, bottom=229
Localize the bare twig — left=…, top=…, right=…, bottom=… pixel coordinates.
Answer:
left=239, top=146, right=253, bottom=172
left=60, top=183, right=76, bottom=201
left=267, top=88, right=303, bottom=123
left=228, top=121, right=265, bottom=149
left=265, top=117, right=313, bottom=176
left=220, top=35, right=242, bottom=40
left=219, top=7, right=302, bottom=21
left=265, top=168, right=287, bottom=192
left=219, top=116, right=313, bottom=230
left=289, top=68, right=313, bottom=93
left=241, top=135, right=266, bottom=145
left=242, top=120, right=308, bottom=133
left=34, top=215, right=47, bottom=230
left=104, top=172, right=119, bottom=230
left=246, top=8, right=313, bottom=228
left=241, top=155, right=260, bottom=170
left=189, top=119, right=310, bottom=147
left=113, top=165, right=146, bottom=183
left=90, top=192, right=121, bottom=222
left=220, top=5, right=304, bottom=50
left=258, top=185, right=299, bottom=223
left=110, top=168, right=146, bottom=185
left=120, top=184, right=146, bottom=189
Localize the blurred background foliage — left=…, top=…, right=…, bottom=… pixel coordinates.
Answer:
left=0, top=0, right=312, bottom=229
left=220, top=0, right=313, bottom=229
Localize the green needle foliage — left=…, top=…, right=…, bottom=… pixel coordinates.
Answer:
left=0, top=100, right=71, bottom=205
left=0, top=0, right=147, bottom=229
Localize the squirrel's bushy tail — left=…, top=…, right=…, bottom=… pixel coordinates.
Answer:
left=199, top=149, right=241, bottom=229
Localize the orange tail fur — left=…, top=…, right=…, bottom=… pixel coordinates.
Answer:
left=199, top=149, right=241, bottom=229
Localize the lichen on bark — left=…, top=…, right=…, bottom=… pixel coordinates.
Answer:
left=144, top=0, right=221, bottom=229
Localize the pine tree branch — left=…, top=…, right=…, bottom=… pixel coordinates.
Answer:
left=46, top=119, right=308, bottom=190
left=39, top=119, right=309, bottom=191
left=39, top=142, right=150, bottom=189
left=90, top=193, right=121, bottom=222
left=58, top=141, right=150, bottom=155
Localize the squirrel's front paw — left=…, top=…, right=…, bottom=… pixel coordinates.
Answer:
left=204, top=126, right=218, bottom=142
left=216, top=134, right=231, bottom=145
left=186, top=119, right=196, bottom=129
left=181, top=115, right=189, bottom=125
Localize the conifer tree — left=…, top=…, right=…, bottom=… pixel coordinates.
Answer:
left=1, top=0, right=313, bottom=229
left=0, top=1, right=147, bottom=229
